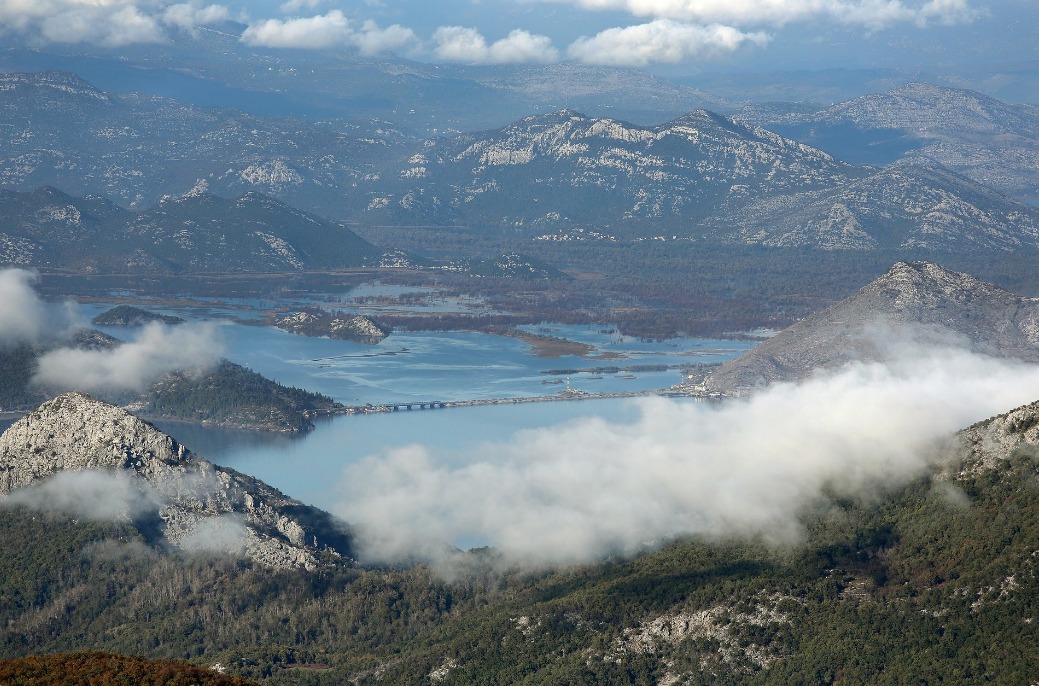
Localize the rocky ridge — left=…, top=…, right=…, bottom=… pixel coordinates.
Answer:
left=757, top=82, right=1039, bottom=201
left=365, top=108, right=858, bottom=233
left=698, top=261, right=1039, bottom=395
left=709, top=162, right=1039, bottom=251
left=957, top=399, right=1039, bottom=476
left=0, top=393, right=353, bottom=569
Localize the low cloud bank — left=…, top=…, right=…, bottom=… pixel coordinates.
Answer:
left=0, top=267, right=225, bottom=395
left=0, top=269, right=80, bottom=347
left=568, top=20, right=769, bottom=66
left=33, top=320, right=225, bottom=394
left=337, top=345, right=1039, bottom=569
left=3, top=470, right=157, bottom=520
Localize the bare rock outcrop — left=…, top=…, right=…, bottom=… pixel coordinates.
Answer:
left=0, top=392, right=353, bottom=569
left=957, top=399, right=1039, bottom=476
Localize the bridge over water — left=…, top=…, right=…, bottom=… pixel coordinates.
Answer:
left=339, top=386, right=722, bottom=416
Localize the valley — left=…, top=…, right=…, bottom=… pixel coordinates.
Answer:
left=2, top=7, right=1039, bottom=683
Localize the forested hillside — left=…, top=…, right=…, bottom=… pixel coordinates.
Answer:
left=4, top=397, right=1039, bottom=684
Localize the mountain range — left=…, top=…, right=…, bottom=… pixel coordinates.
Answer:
left=3, top=71, right=1038, bottom=259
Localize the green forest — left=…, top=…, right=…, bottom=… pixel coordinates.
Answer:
left=3, top=445, right=1039, bottom=684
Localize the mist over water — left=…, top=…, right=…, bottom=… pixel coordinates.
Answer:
left=0, top=268, right=226, bottom=394
left=335, top=346, right=1039, bottom=569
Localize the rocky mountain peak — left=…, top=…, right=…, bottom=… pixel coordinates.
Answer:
left=698, top=262, right=1039, bottom=396
left=0, top=392, right=187, bottom=493
left=0, top=393, right=354, bottom=569
left=865, top=261, right=1012, bottom=308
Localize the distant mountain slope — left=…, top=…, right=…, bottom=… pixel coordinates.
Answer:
left=699, top=261, right=1039, bottom=395
left=0, top=392, right=354, bottom=569
left=708, top=162, right=1039, bottom=251
left=365, top=108, right=860, bottom=234
left=0, top=70, right=407, bottom=212
left=462, top=62, right=732, bottom=122
left=758, top=83, right=1039, bottom=202
left=0, top=185, right=379, bottom=273
left=0, top=32, right=731, bottom=134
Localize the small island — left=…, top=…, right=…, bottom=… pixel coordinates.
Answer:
left=91, top=305, right=186, bottom=326
left=272, top=309, right=389, bottom=344
left=128, top=360, right=343, bottom=433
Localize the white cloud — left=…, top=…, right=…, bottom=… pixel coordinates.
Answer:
left=178, top=514, right=249, bottom=554
left=337, top=344, right=1039, bottom=569
left=33, top=321, right=225, bottom=394
left=3, top=469, right=157, bottom=520
left=568, top=19, right=769, bottom=66
left=432, top=26, right=560, bottom=64
left=352, top=19, right=417, bottom=55
left=0, top=0, right=231, bottom=46
left=161, top=2, right=231, bottom=32
left=0, top=268, right=79, bottom=347
left=279, top=0, right=326, bottom=13
left=241, top=9, right=415, bottom=54
left=539, top=0, right=979, bottom=29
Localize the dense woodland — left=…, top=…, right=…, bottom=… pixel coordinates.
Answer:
left=134, top=360, right=342, bottom=432
left=3, top=444, right=1039, bottom=684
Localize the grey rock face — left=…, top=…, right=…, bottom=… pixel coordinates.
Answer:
left=0, top=392, right=353, bottom=569
left=366, top=108, right=858, bottom=233
left=700, top=261, right=1039, bottom=395
left=957, top=399, right=1039, bottom=476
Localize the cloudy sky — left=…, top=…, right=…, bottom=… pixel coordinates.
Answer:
left=0, top=0, right=1035, bottom=72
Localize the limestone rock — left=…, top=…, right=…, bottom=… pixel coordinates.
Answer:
left=0, top=392, right=353, bottom=569
left=957, top=399, right=1039, bottom=476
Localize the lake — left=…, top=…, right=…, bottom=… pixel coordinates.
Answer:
left=53, top=302, right=757, bottom=511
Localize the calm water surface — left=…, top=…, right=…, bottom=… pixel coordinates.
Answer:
left=66, top=301, right=756, bottom=509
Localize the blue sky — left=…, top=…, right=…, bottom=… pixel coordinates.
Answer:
left=0, top=0, right=1035, bottom=74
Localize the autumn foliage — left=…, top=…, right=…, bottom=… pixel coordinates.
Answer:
left=0, top=651, right=256, bottom=686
